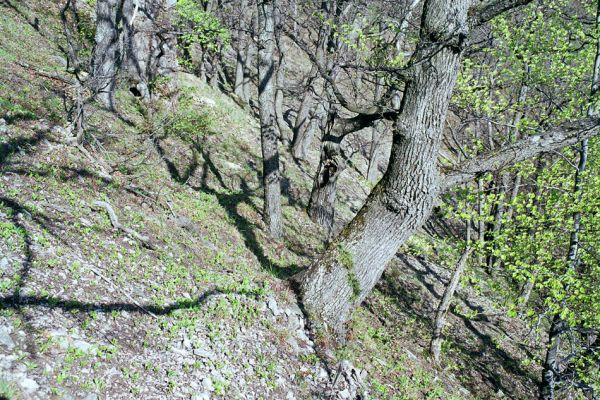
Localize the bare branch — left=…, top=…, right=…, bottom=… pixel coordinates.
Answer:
left=283, top=27, right=403, bottom=115
left=469, top=0, right=534, bottom=26
left=442, top=118, right=600, bottom=189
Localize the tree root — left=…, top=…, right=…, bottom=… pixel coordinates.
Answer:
left=93, top=200, right=155, bottom=249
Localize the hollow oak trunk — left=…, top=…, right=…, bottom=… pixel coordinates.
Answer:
left=308, top=141, right=347, bottom=238
left=257, top=0, right=283, bottom=239
left=296, top=0, right=469, bottom=333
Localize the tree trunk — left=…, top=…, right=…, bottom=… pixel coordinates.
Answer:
left=366, top=121, right=383, bottom=182
left=275, top=39, right=289, bottom=142
left=484, top=172, right=510, bottom=271
left=242, top=43, right=253, bottom=103
left=92, top=0, right=123, bottom=109
left=540, top=315, right=565, bottom=400
left=292, top=1, right=331, bottom=159
left=539, top=5, right=597, bottom=389
left=257, top=0, right=283, bottom=239
left=296, top=0, right=469, bottom=334
left=308, top=140, right=346, bottom=238
left=430, top=244, right=472, bottom=363
left=234, top=0, right=250, bottom=100
left=122, top=0, right=178, bottom=97
left=477, top=177, right=485, bottom=266
left=292, top=73, right=317, bottom=159
left=92, top=0, right=177, bottom=107
left=367, top=77, right=385, bottom=182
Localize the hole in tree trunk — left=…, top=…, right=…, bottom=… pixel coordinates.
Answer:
left=129, top=87, right=142, bottom=97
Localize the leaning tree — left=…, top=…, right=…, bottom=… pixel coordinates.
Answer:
left=294, top=0, right=600, bottom=336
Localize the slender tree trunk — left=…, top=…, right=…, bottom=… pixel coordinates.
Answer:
left=296, top=0, right=470, bottom=334
left=540, top=315, right=565, bottom=400
left=367, top=77, right=385, bottom=182
left=519, top=157, right=545, bottom=309
left=292, top=72, right=317, bottom=159
left=234, top=0, right=250, bottom=100
left=242, top=43, right=253, bottom=103
left=275, top=35, right=289, bottom=142
left=234, top=43, right=248, bottom=100
left=430, top=222, right=472, bottom=363
left=539, top=3, right=598, bottom=391
left=292, top=1, right=331, bottom=159
left=477, top=177, right=485, bottom=266
left=257, top=0, right=283, bottom=239
left=484, top=172, right=509, bottom=272
left=92, top=0, right=123, bottom=109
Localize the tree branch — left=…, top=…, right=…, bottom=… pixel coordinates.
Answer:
left=469, top=0, right=534, bottom=26
left=442, top=118, right=600, bottom=190
left=283, top=27, right=403, bottom=115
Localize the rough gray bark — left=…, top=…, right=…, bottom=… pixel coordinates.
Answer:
left=121, top=0, right=178, bottom=98
left=367, top=77, right=385, bottom=182
left=297, top=0, right=471, bottom=334
left=308, top=139, right=346, bottom=238
left=234, top=0, right=251, bottom=102
left=92, top=0, right=123, bottom=109
left=442, top=117, right=600, bottom=190
left=274, top=18, right=289, bottom=142
left=258, top=0, right=283, bottom=239
left=292, top=70, right=319, bottom=159
left=92, top=0, right=177, bottom=107
left=296, top=0, right=568, bottom=335
left=306, top=110, right=397, bottom=236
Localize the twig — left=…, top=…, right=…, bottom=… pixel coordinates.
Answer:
left=93, top=200, right=155, bottom=249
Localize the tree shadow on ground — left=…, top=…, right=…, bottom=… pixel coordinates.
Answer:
left=0, top=129, right=46, bottom=166
left=149, top=135, right=303, bottom=279
left=374, top=253, right=538, bottom=397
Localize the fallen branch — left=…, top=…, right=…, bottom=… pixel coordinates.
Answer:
left=93, top=200, right=155, bottom=249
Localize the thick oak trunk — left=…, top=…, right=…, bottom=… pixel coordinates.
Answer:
left=297, top=0, right=469, bottom=333
left=258, top=0, right=283, bottom=239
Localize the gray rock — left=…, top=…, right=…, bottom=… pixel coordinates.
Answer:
left=51, top=55, right=68, bottom=67
left=192, top=393, right=211, bottom=400
left=19, top=377, right=39, bottom=393
left=202, top=377, right=214, bottom=392
left=193, top=348, right=215, bottom=359
left=0, top=326, right=15, bottom=350
left=338, top=388, right=351, bottom=399
left=72, top=339, right=94, bottom=353
left=267, top=297, right=281, bottom=316
left=0, top=257, right=8, bottom=270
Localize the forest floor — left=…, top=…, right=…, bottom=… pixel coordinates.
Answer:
left=0, top=1, right=542, bottom=399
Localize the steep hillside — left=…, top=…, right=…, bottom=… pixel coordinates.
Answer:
left=0, top=1, right=541, bottom=399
